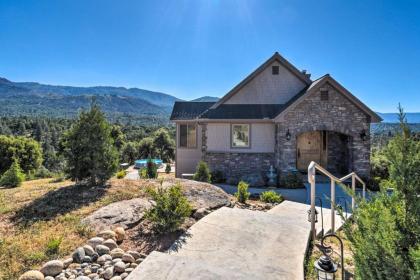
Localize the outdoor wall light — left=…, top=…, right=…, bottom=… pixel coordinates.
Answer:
left=360, top=129, right=367, bottom=141
left=307, top=208, right=318, bottom=223
left=286, top=129, right=291, bottom=141
left=314, top=255, right=338, bottom=280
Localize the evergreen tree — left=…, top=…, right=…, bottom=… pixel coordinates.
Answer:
left=0, top=159, right=25, bottom=188
left=153, top=128, right=175, bottom=162
left=61, top=102, right=118, bottom=185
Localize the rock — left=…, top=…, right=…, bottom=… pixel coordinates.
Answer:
left=124, top=268, right=134, bottom=273
left=83, top=245, right=95, bottom=256
left=110, top=248, right=125, bottom=259
left=96, top=245, right=110, bottom=255
left=114, top=227, right=125, bottom=242
left=120, top=273, right=128, bottom=279
left=87, top=273, right=98, bottom=279
left=164, top=179, right=231, bottom=211
left=97, top=230, right=117, bottom=240
left=103, top=239, right=118, bottom=250
left=113, top=261, right=126, bottom=273
left=97, top=254, right=112, bottom=265
left=87, top=237, right=104, bottom=249
left=19, top=270, right=45, bottom=280
left=91, top=253, right=99, bottom=262
left=40, top=260, right=64, bottom=277
left=135, top=258, right=144, bottom=264
left=121, top=254, right=135, bottom=263
left=129, top=263, right=137, bottom=268
left=110, top=277, right=122, bottom=280
left=82, top=256, right=92, bottom=263
left=45, top=277, right=54, bottom=280
left=82, top=199, right=152, bottom=231
left=75, top=277, right=90, bottom=280
left=102, top=267, right=113, bottom=280
left=55, top=275, right=67, bottom=280
left=193, top=208, right=210, bottom=219
left=126, top=250, right=140, bottom=260
left=72, top=247, right=85, bottom=264
left=63, top=258, right=73, bottom=269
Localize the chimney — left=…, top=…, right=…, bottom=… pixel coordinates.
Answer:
left=301, top=70, right=311, bottom=79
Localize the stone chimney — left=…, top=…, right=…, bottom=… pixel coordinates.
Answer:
left=301, top=70, right=311, bottom=79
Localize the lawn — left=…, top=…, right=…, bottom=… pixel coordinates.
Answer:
left=0, top=177, right=148, bottom=280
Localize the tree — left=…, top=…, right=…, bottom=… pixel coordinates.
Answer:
left=61, top=102, right=119, bottom=185
left=120, top=141, right=138, bottom=164
left=110, top=125, right=126, bottom=150
left=343, top=105, right=419, bottom=279
left=193, top=161, right=211, bottom=183
left=153, top=128, right=175, bottom=162
left=0, top=159, right=25, bottom=188
left=137, top=137, right=156, bottom=159
left=0, top=135, right=42, bottom=174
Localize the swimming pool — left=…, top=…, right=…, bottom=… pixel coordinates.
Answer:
left=134, top=159, right=163, bottom=169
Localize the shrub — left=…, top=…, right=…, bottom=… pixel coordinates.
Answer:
left=45, top=237, right=62, bottom=256
left=279, top=172, right=303, bottom=188
left=138, top=168, right=147, bottom=179
left=193, top=161, right=211, bottom=183
left=116, top=170, right=127, bottom=179
left=145, top=184, right=192, bottom=233
left=146, top=159, right=158, bottom=179
left=235, top=181, right=250, bottom=203
left=165, top=163, right=171, bottom=174
left=260, top=191, right=283, bottom=203
left=0, top=160, right=25, bottom=188
left=211, top=170, right=226, bottom=183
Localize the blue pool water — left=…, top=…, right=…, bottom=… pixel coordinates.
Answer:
left=134, top=159, right=163, bottom=169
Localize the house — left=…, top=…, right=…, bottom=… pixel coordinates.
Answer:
left=170, top=52, right=382, bottom=185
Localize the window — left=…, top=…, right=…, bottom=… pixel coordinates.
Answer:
left=179, top=124, right=196, bottom=148
left=321, top=90, right=329, bottom=101
left=272, top=65, right=279, bottom=75
left=231, top=124, right=250, bottom=148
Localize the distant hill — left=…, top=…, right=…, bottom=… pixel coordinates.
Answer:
left=190, top=96, right=219, bottom=102
left=0, top=77, right=183, bottom=124
left=377, top=112, right=420, bottom=123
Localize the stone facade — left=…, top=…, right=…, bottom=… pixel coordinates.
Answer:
left=276, top=82, right=371, bottom=177
left=204, top=152, right=275, bottom=186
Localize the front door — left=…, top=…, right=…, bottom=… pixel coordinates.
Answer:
left=297, top=131, right=327, bottom=171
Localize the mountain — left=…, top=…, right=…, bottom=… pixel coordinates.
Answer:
left=190, top=96, right=219, bottom=102
left=377, top=112, right=420, bottom=123
left=0, top=77, right=182, bottom=124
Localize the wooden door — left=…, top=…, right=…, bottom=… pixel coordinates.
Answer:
left=297, top=131, right=322, bottom=171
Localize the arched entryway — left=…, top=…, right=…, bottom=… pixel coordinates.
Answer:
left=296, top=130, right=352, bottom=175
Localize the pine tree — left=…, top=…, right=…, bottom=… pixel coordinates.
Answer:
left=0, top=159, right=25, bottom=188
left=61, top=102, right=118, bottom=185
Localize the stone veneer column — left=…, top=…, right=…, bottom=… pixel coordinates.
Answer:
left=201, top=123, right=207, bottom=160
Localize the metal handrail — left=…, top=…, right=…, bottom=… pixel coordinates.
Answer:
left=308, top=161, right=366, bottom=241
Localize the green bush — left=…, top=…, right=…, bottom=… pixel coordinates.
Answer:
left=0, top=160, right=25, bottom=188
left=369, top=150, right=390, bottom=190
left=343, top=106, right=419, bottom=279
left=145, top=184, right=192, bottom=233
left=279, top=172, right=303, bottom=188
left=235, top=181, right=250, bottom=203
left=211, top=170, right=226, bottom=183
left=146, top=159, right=158, bottom=179
left=260, top=191, right=283, bottom=203
left=165, top=163, right=171, bottom=174
left=45, top=237, right=62, bottom=256
left=116, top=170, right=127, bottom=179
left=138, top=168, right=147, bottom=179
left=193, top=161, right=211, bottom=183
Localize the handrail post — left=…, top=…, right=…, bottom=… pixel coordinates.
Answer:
left=308, top=162, right=317, bottom=241
left=362, top=182, right=366, bottom=199
left=351, top=174, right=356, bottom=210
left=330, top=179, right=335, bottom=234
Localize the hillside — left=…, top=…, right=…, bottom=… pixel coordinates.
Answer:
left=0, top=77, right=181, bottom=124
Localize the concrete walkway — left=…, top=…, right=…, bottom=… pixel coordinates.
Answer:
left=126, top=201, right=346, bottom=280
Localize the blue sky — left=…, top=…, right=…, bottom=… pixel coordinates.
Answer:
left=0, top=0, right=419, bottom=112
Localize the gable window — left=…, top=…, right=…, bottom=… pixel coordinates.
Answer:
left=179, top=124, right=196, bottom=148
left=231, top=124, right=250, bottom=148
left=321, top=90, right=329, bottom=101
left=272, top=65, right=279, bottom=75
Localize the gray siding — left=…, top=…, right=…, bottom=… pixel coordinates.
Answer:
left=175, top=122, right=202, bottom=177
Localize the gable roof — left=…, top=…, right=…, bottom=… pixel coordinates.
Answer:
left=273, top=74, right=383, bottom=123
left=200, top=104, right=284, bottom=119
left=170, top=102, right=215, bottom=120
left=210, top=52, right=312, bottom=109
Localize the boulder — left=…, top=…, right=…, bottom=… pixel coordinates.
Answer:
left=63, top=258, right=73, bottom=269
left=114, top=261, right=126, bottom=273
left=121, top=253, right=135, bottom=263
left=163, top=179, right=231, bottom=211
left=114, top=227, right=125, bottom=242
left=96, top=245, right=110, bottom=255
left=82, top=199, right=152, bottom=231
left=87, top=237, right=104, bottom=249
left=126, top=250, right=140, bottom=260
left=75, top=277, right=90, bottom=280
left=83, top=245, right=95, bottom=256
left=97, top=254, right=112, bottom=265
left=97, top=230, right=117, bottom=240
left=110, top=276, right=122, bottom=280
left=40, top=260, right=63, bottom=277
left=72, top=247, right=85, bottom=263
left=19, top=270, right=44, bottom=280
left=103, top=239, right=118, bottom=250
left=193, top=208, right=210, bottom=220
left=103, top=266, right=114, bottom=280
left=110, top=248, right=125, bottom=259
